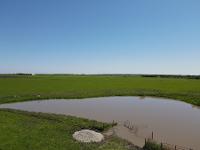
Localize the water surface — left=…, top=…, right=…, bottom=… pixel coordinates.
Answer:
left=0, top=97, right=199, bottom=149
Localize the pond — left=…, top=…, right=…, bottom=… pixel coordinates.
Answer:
left=0, top=96, right=199, bottom=149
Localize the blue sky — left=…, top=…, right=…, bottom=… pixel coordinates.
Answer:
left=0, top=0, right=200, bottom=74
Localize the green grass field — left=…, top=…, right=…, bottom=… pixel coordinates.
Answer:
left=0, top=75, right=200, bottom=150
left=0, top=109, right=138, bottom=150
left=0, top=75, right=200, bottom=105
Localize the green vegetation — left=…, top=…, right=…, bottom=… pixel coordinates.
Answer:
left=1, top=75, right=198, bottom=149
left=0, top=75, right=200, bottom=105
left=143, top=140, right=162, bottom=150
left=0, top=109, right=138, bottom=150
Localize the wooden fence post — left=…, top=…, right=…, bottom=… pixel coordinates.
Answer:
left=112, top=120, right=115, bottom=126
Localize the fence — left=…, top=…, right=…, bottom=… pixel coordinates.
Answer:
left=144, top=139, right=193, bottom=150
left=123, top=120, right=193, bottom=150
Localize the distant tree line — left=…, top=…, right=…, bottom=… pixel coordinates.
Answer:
left=0, top=73, right=200, bottom=79
left=0, top=73, right=33, bottom=78
left=140, top=74, right=200, bottom=79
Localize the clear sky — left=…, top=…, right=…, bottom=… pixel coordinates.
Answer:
left=0, top=0, right=200, bottom=74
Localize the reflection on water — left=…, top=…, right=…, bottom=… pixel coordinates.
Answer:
left=0, top=96, right=199, bottom=149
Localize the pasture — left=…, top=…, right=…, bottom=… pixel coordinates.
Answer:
left=0, top=75, right=200, bottom=105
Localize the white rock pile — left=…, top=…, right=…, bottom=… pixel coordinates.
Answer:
left=73, top=129, right=104, bottom=143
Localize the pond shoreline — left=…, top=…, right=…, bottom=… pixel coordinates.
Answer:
left=1, top=96, right=199, bottom=149
left=1, top=76, right=200, bottom=106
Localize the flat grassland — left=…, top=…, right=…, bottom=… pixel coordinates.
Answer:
left=0, top=75, right=200, bottom=105
left=1, top=75, right=199, bottom=150
left=0, top=109, right=136, bottom=150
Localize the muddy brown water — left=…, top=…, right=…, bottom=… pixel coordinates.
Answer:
left=0, top=96, right=200, bottom=149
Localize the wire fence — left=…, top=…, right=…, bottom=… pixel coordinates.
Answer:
left=123, top=120, right=194, bottom=150
left=145, top=139, right=194, bottom=150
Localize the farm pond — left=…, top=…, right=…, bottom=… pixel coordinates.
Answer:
left=0, top=96, right=199, bottom=149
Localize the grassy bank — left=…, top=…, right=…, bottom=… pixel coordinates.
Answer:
left=1, top=75, right=197, bottom=149
left=0, top=109, right=138, bottom=150
left=0, top=75, right=200, bottom=105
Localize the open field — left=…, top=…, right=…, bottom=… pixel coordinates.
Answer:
left=0, top=75, right=199, bottom=150
left=0, top=75, right=200, bottom=105
left=0, top=109, right=138, bottom=150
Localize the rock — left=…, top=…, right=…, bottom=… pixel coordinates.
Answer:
left=73, top=129, right=104, bottom=143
